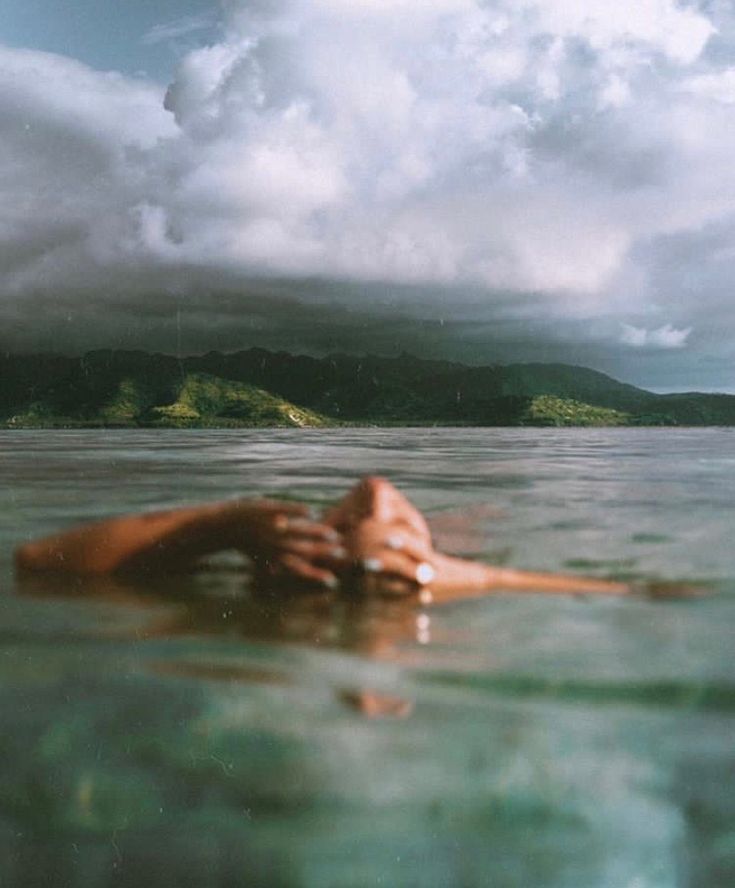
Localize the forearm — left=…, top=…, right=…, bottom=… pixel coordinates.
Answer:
left=430, top=553, right=630, bottom=598
left=14, top=503, right=232, bottom=575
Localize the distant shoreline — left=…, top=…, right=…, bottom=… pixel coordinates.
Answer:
left=3, top=348, right=735, bottom=428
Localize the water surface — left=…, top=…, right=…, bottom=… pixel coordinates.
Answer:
left=1, top=428, right=734, bottom=887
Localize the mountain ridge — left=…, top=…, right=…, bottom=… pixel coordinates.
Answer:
left=1, top=348, right=733, bottom=427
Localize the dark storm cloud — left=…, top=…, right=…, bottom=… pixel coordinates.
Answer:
left=1, top=0, right=735, bottom=389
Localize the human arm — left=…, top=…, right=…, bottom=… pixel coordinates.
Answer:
left=14, top=499, right=347, bottom=583
left=326, top=477, right=633, bottom=598
left=426, top=552, right=630, bottom=599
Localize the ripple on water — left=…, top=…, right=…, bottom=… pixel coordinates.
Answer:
left=1, top=427, right=735, bottom=886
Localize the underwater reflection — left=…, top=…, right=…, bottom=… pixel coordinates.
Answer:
left=15, top=566, right=431, bottom=718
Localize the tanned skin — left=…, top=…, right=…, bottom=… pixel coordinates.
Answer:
left=15, top=477, right=632, bottom=600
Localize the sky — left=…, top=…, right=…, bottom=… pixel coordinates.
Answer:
left=1, top=0, right=735, bottom=391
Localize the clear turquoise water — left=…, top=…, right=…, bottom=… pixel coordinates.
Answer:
left=1, top=428, right=734, bottom=887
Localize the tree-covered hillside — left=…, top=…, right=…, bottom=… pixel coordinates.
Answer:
left=1, top=360, right=330, bottom=428
left=1, top=348, right=734, bottom=427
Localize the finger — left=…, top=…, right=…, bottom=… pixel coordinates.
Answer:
left=361, top=551, right=435, bottom=585
left=323, top=478, right=398, bottom=527
left=348, top=517, right=430, bottom=559
left=361, top=477, right=403, bottom=523
left=322, top=503, right=348, bottom=528
left=356, top=483, right=430, bottom=536
left=392, top=508, right=431, bottom=537
left=365, top=480, right=430, bottom=537
left=278, top=517, right=343, bottom=542
left=321, top=479, right=374, bottom=525
left=279, top=553, right=340, bottom=589
left=278, top=539, right=349, bottom=566
left=383, top=532, right=433, bottom=563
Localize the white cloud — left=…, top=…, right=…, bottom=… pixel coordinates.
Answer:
left=0, top=46, right=177, bottom=295
left=1, top=0, right=735, bottom=340
left=598, top=74, right=631, bottom=110
left=527, top=0, right=713, bottom=64
left=620, top=323, right=692, bottom=349
left=0, top=46, right=171, bottom=149
left=683, top=68, right=735, bottom=104
left=143, top=0, right=725, bottom=295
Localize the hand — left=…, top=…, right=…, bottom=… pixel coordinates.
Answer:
left=219, top=499, right=349, bottom=588
left=325, top=476, right=431, bottom=538
left=326, top=478, right=438, bottom=595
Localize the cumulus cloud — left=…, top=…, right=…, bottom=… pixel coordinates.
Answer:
left=152, top=0, right=721, bottom=294
left=2, top=0, right=735, bottom=386
left=620, top=323, right=692, bottom=349
left=0, top=45, right=177, bottom=295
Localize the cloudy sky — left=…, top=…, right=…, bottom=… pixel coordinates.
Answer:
left=2, top=0, right=735, bottom=391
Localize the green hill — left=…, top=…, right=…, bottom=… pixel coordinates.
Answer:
left=522, top=395, right=630, bottom=427
left=148, top=373, right=329, bottom=428
left=1, top=348, right=733, bottom=427
left=2, top=365, right=330, bottom=429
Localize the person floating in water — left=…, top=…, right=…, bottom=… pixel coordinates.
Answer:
left=15, top=476, right=641, bottom=601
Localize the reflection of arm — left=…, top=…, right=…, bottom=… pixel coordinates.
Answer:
left=429, top=552, right=630, bottom=599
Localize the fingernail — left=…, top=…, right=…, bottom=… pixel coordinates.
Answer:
left=331, top=546, right=348, bottom=560
left=415, top=562, right=435, bottom=585
left=324, top=529, right=340, bottom=542
left=386, top=534, right=404, bottom=550
left=286, top=517, right=310, bottom=529
left=322, top=576, right=340, bottom=590
left=362, top=558, right=383, bottom=573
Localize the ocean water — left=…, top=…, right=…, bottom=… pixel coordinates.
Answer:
left=0, top=428, right=734, bottom=888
